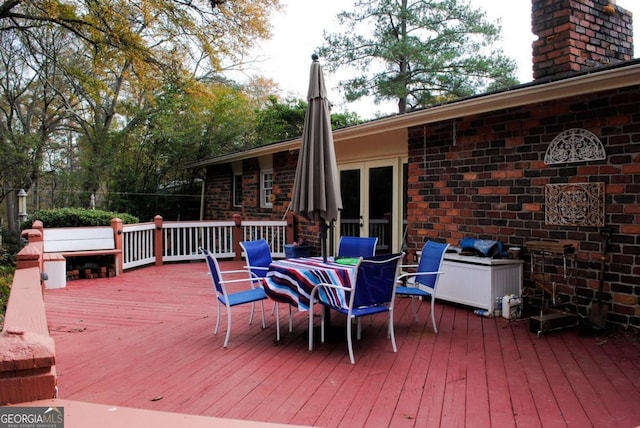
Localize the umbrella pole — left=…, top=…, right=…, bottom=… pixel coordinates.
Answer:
left=319, top=220, right=331, bottom=323
left=320, top=220, right=328, bottom=262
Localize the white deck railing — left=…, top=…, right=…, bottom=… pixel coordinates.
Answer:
left=162, top=221, right=235, bottom=262
left=121, top=219, right=288, bottom=270
left=122, top=223, right=156, bottom=269
left=241, top=221, right=287, bottom=258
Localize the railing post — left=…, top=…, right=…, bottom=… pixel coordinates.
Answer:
left=20, top=222, right=44, bottom=270
left=233, top=213, right=242, bottom=261
left=287, top=211, right=295, bottom=245
left=29, top=220, right=44, bottom=242
left=154, top=215, right=164, bottom=265
left=111, top=217, right=123, bottom=275
left=15, top=244, right=42, bottom=271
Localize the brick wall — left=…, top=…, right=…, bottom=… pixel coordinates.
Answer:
left=204, top=150, right=320, bottom=245
left=407, top=85, right=640, bottom=329
left=204, top=164, right=233, bottom=220
left=272, top=151, right=322, bottom=249
left=532, top=0, right=634, bottom=80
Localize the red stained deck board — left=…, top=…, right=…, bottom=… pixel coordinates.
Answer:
left=264, top=344, right=340, bottom=425
left=313, top=348, right=374, bottom=426
left=498, top=319, right=542, bottom=428
left=464, top=307, right=491, bottom=427
left=440, top=309, right=470, bottom=427
left=341, top=329, right=401, bottom=426
left=561, top=330, right=639, bottom=428
left=42, top=261, right=640, bottom=428
left=552, top=333, right=615, bottom=428
left=485, top=318, right=519, bottom=427
left=415, top=302, right=454, bottom=427
left=162, top=323, right=286, bottom=415
left=365, top=302, right=427, bottom=427
left=389, top=306, right=441, bottom=427
left=528, top=331, right=591, bottom=427
left=597, top=336, right=640, bottom=400
left=224, top=340, right=307, bottom=420
left=582, top=334, right=640, bottom=414
left=513, top=324, right=566, bottom=428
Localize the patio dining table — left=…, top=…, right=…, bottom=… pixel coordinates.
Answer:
left=265, top=257, right=360, bottom=342
left=264, top=257, right=357, bottom=311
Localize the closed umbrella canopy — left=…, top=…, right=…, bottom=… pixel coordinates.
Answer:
left=290, top=54, right=342, bottom=224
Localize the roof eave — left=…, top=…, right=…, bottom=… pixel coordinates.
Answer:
left=188, top=62, right=640, bottom=169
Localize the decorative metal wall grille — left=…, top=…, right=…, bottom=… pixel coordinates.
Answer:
left=545, top=183, right=605, bottom=227
left=544, top=128, right=606, bottom=164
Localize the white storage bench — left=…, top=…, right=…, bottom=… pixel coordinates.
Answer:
left=42, top=226, right=122, bottom=287
left=436, top=253, right=523, bottom=312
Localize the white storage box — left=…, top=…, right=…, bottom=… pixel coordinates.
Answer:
left=437, top=253, right=523, bottom=312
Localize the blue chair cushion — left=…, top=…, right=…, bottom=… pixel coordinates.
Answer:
left=395, top=286, right=431, bottom=297
left=324, top=302, right=390, bottom=317
left=218, top=287, right=267, bottom=307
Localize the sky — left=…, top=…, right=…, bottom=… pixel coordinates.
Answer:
left=242, top=0, right=640, bottom=119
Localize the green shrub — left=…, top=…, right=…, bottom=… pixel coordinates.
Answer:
left=0, top=265, right=13, bottom=327
left=0, top=229, right=23, bottom=263
left=21, top=208, right=139, bottom=229
left=0, top=230, right=22, bottom=325
left=0, top=230, right=21, bottom=325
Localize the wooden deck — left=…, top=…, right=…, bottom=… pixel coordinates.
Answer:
left=43, top=261, right=640, bottom=428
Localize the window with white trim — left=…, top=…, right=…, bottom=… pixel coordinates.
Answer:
left=261, top=169, right=273, bottom=208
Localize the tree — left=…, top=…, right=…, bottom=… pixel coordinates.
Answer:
left=0, top=0, right=281, bottom=224
left=253, top=96, right=306, bottom=144
left=252, top=96, right=364, bottom=146
left=317, top=0, right=518, bottom=114
left=107, top=75, right=257, bottom=219
left=0, top=26, right=73, bottom=231
left=0, top=1, right=280, bottom=75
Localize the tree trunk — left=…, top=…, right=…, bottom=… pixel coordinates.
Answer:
left=398, top=0, right=408, bottom=114
left=5, top=184, right=17, bottom=232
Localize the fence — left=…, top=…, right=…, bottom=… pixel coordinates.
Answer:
left=121, top=223, right=156, bottom=269
left=121, top=214, right=292, bottom=270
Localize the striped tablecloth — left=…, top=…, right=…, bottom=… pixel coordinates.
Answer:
left=264, top=257, right=356, bottom=311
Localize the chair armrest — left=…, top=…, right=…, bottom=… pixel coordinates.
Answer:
left=397, top=270, right=444, bottom=281
left=220, top=268, right=255, bottom=275
left=312, top=282, right=349, bottom=292
left=309, top=282, right=350, bottom=310
left=242, top=265, right=269, bottom=280
left=243, top=265, right=268, bottom=271
left=213, top=274, right=264, bottom=288
left=400, top=264, right=418, bottom=270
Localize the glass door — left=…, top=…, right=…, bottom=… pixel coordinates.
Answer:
left=338, top=161, right=397, bottom=254
left=367, top=166, right=393, bottom=253
left=339, top=168, right=361, bottom=238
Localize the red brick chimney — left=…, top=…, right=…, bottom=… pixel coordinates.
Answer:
left=532, top=0, right=634, bottom=80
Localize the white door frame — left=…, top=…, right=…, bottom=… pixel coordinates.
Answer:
left=336, top=157, right=405, bottom=254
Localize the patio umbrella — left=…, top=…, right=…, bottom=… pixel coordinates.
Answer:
left=291, top=54, right=342, bottom=262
